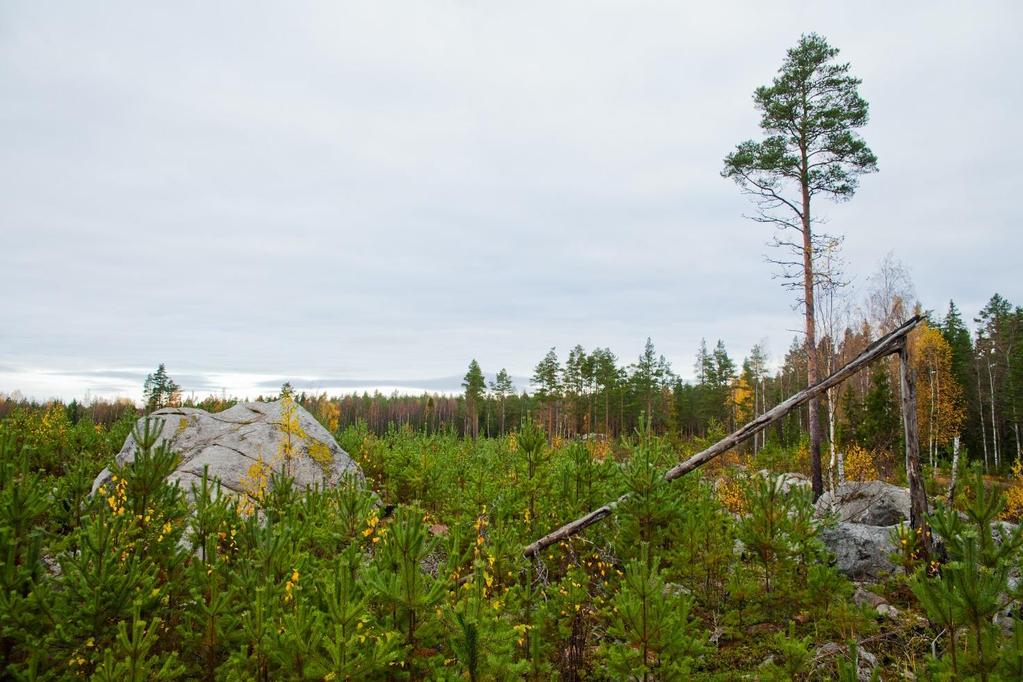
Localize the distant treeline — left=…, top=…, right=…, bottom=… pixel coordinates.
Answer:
left=2, top=293, right=1020, bottom=472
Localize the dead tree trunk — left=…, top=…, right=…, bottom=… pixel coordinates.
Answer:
left=524, top=316, right=924, bottom=558
left=899, top=340, right=930, bottom=556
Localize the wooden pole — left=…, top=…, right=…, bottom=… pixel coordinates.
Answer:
left=524, top=316, right=924, bottom=558
left=899, top=339, right=931, bottom=555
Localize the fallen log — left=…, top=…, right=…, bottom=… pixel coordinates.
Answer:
left=523, top=315, right=924, bottom=558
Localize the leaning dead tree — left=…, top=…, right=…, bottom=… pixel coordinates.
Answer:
left=524, top=315, right=929, bottom=558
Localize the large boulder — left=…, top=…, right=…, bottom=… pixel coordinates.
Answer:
left=815, top=480, right=911, bottom=526
left=819, top=522, right=897, bottom=580
left=91, top=400, right=362, bottom=498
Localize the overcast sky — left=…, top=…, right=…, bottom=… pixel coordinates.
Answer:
left=2, top=1, right=1020, bottom=402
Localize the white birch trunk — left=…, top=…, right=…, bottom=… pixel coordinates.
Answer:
left=977, top=358, right=989, bottom=471
left=826, top=384, right=838, bottom=493
left=947, top=435, right=961, bottom=504
left=928, top=368, right=936, bottom=469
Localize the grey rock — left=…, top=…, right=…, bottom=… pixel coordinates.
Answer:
left=852, top=586, right=887, bottom=609
left=991, top=520, right=1021, bottom=546
left=663, top=582, right=692, bottom=598
left=816, top=480, right=911, bottom=526
left=757, top=469, right=811, bottom=494
left=994, top=603, right=1020, bottom=636
left=41, top=553, right=61, bottom=577
left=820, top=522, right=897, bottom=580
left=813, top=642, right=878, bottom=682
left=814, top=642, right=844, bottom=658
left=876, top=603, right=900, bottom=619
left=91, top=400, right=363, bottom=499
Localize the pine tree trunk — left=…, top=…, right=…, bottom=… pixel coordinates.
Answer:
left=753, top=379, right=760, bottom=454
left=800, top=164, right=824, bottom=500
left=1006, top=340, right=1021, bottom=461
left=597, top=392, right=605, bottom=435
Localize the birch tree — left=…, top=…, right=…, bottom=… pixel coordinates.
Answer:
left=814, top=235, right=850, bottom=491
left=910, top=322, right=965, bottom=469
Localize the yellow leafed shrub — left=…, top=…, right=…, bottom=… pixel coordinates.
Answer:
left=585, top=437, right=612, bottom=462
left=717, top=472, right=746, bottom=514
left=843, top=444, right=878, bottom=482
left=1003, top=459, right=1023, bottom=521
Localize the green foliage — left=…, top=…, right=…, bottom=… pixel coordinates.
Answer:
left=92, top=604, right=186, bottom=681
left=910, top=468, right=1023, bottom=678
left=365, top=506, right=447, bottom=672
left=736, top=473, right=829, bottom=605
left=0, top=438, right=50, bottom=672
left=0, top=393, right=944, bottom=679
left=863, top=362, right=900, bottom=456
left=617, top=426, right=678, bottom=558
left=599, top=544, right=705, bottom=680
left=317, top=546, right=402, bottom=679
left=723, top=33, right=877, bottom=204
left=669, top=475, right=734, bottom=611
left=759, top=623, right=812, bottom=680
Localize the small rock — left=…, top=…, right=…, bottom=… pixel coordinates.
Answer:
left=813, top=642, right=879, bottom=682
left=757, top=470, right=811, bottom=494
left=995, top=603, right=1020, bottom=636
left=853, top=586, right=887, bottom=609
left=990, top=520, right=1020, bottom=546
left=41, top=553, right=61, bottom=577
left=858, top=648, right=879, bottom=677
left=663, top=582, right=691, bottom=598
left=876, top=603, right=900, bottom=619
left=815, top=642, right=844, bottom=658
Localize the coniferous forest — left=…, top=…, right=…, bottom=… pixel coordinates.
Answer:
left=3, top=28, right=1023, bottom=682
